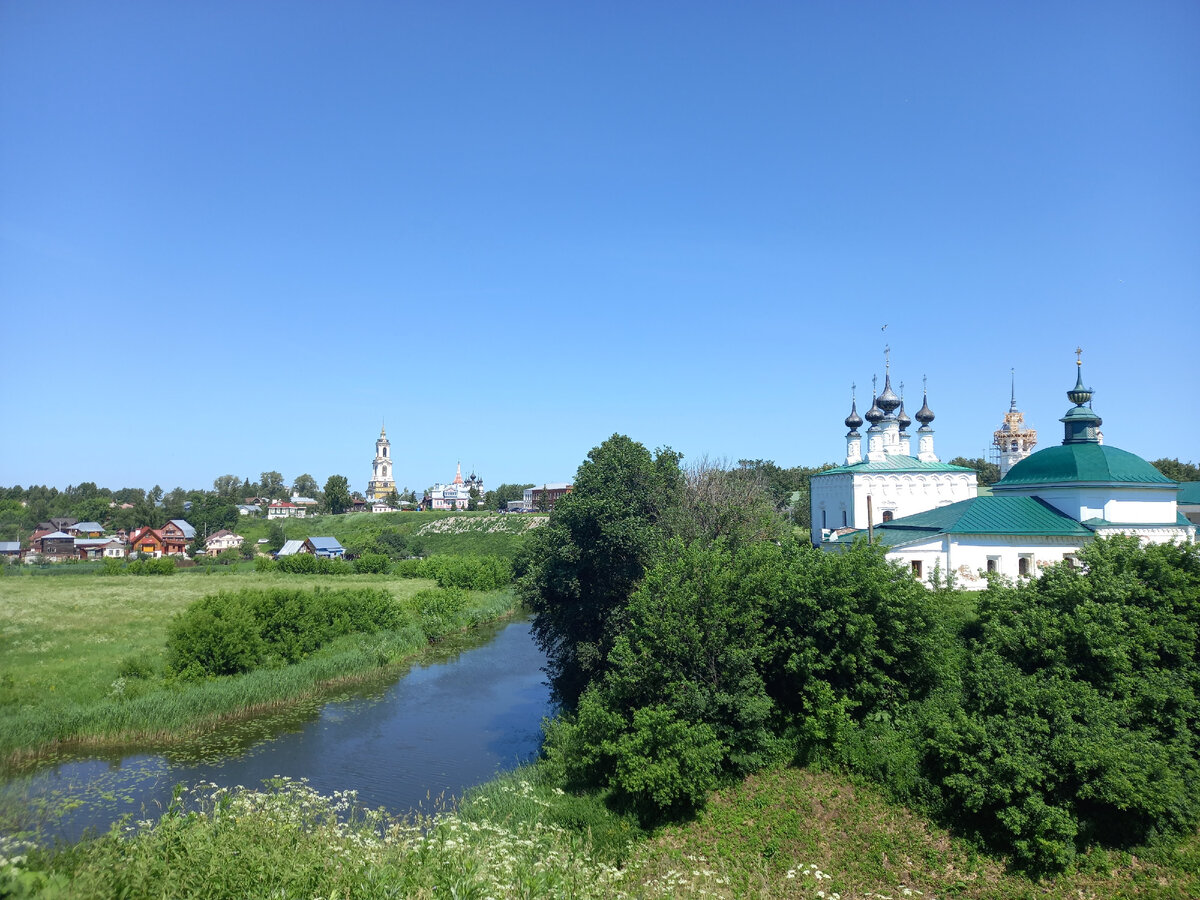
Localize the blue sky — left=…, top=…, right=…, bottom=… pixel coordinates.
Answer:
left=2, top=2, right=1197, bottom=494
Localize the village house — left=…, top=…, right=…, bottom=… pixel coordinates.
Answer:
left=204, top=529, right=244, bottom=556
left=303, top=537, right=346, bottom=558
left=75, top=537, right=127, bottom=559
left=129, top=526, right=187, bottom=557
left=268, top=501, right=306, bottom=519
left=65, top=522, right=105, bottom=538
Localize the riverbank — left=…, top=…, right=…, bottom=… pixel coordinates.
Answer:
left=8, top=761, right=1197, bottom=898
left=0, top=569, right=518, bottom=771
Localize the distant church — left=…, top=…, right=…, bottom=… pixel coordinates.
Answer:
left=366, top=426, right=396, bottom=500
left=816, top=353, right=1195, bottom=587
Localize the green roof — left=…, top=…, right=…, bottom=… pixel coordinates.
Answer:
left=995, top=443, right=1175, bottom=489
left=1178, top=482, right=1200, bottom=505
left=829, top=495, right=1092, bottom=548
left=818, top=457, right=975, bottom=477
left=1082, top=513, right=1195, bottom=528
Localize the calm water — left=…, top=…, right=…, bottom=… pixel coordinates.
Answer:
left=0, top=615, right=550, bottom=843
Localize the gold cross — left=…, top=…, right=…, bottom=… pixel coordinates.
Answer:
left=1075, top=346, right=1083, bottom=365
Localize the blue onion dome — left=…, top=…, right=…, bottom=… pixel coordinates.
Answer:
left=915, top=388, right=935, bottom=427
left=877, top=370, right=901, bottom=414
left=897, top=398, right=912, bottom=432
left=844, top=397, right=863, bottom=432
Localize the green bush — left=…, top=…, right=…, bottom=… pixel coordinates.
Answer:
left=353, top=552, right=391, bottom=574
left=127, top=557, right=176, bottom=576
left=413, top=586, right=469, bottom=639
left=392, top=554, right=511, bottom=590
left=921, top=537, right=1200, bottom=873
left=166, top=587, right=404, bottom=677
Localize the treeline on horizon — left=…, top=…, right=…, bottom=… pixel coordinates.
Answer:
left=516, top=435, right=1200, bottom=874
left=3, top=457, right=1197, bottom=545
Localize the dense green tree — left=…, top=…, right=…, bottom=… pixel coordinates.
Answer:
left=259, top=472, right=287, bottom=500
left=948, top=456, right=1002, bottom=486
left=468, top=486, right=481, bottom=510
left=266, top=522, right=287, bottom=552
left=922, top=536, right=1200, bottom=872
left=487, top=483, right=535, bottom=511
left=1151, top=458, right=1200, bottom=482
left=292, top=474, right=319, bottom=498
left=148, top=485, right=164, bottom=505
left=70, top=497, right=112, bottom=526
left=517, top=434, right=683, bottom=707
left=323, top=475, right=351, bottom=514
left=212, top=475, right=243, bottom=499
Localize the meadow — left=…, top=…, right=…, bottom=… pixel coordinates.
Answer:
left=0, top=567, right=516, bottom=769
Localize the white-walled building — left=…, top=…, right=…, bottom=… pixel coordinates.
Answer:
left=811, top=360, right=978, bottom=546
left=820, top=358, right=1195, bottom=588
left=425, top=463, right=484, bottom=511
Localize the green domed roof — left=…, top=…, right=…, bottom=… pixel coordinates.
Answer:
left=995, top=443, right=1175, bottom=488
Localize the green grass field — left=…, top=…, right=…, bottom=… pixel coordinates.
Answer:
left=0, top=569, right=517, bottom=769
left=229, top=509, right=547, bottom=557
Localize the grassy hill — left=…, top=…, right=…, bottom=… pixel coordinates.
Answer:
left=233, top=511, right=547, bottom=558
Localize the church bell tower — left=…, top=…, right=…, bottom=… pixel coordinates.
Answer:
left=366, top=425, right=397, bottom=500
left=993, top=371, right=1038, bottom=476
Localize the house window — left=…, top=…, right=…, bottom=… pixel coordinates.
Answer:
left=911, top=560, right=922, bottom=578
left=882, top=510, right=894, bottom=522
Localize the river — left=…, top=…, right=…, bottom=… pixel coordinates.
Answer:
left=0, top=614, right=550, bottom=844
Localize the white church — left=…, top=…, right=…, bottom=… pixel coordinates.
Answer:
left=813, top=354, right=1195, bottom=588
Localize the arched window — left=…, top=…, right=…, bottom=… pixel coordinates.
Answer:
left=882, top=510, right=894, bottom=522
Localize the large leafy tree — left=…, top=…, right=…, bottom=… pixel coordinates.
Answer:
left=259, top=471, right=287, bottom=500
left=517, top=434, right=683, bottom=707
left=1151, top=457, right=1200, bottom=482
left=948, top=456, right=1002, bottom=486
left=323, top=475, right=351, bottom=514
left=486, top=483, right=535, bottom=511
left=292, top=473, right=319, bottom=498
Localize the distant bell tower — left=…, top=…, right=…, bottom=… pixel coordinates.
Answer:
left=993, top=370, right=1038, bottom=476
left=366, top=424, right=397, bottom=500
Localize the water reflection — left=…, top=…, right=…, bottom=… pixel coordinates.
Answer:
left=0, top=616, right=549, bottom=843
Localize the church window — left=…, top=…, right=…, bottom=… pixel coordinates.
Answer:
left=384, top=447, right=388, bottom=457
left=842, top=510, right=847, bottom=527
left=1011, top=440, right=1018, bottom=452
left=882, top=510, right=894, bottom=522
left=821, top=510, right=827, bottom=529
left=1018, top=555, right=1032, bottom=576
left=911, top=560, right=922, bottom=578
left=986, top=556, right=999, bottom=574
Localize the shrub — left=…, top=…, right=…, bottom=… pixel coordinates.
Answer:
left=166, top=587, right=404, bottom=677
left=921, top=537, right=1200, bottom=873
left=127, top=557, right=176, bottom=576
left=413, top=586, right=469, bottom=639
left=354, top=553, right=391, bottom=575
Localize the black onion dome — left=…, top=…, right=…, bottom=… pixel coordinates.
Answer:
left=844, top=398, right=863, bottom=431
left=877, top=370, right=901, bottom=414
left=915, top=390, right=935, bottom=426
left=897, top=399, right=912, bottom=432
left=865, top=396, right=885, bottom=426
